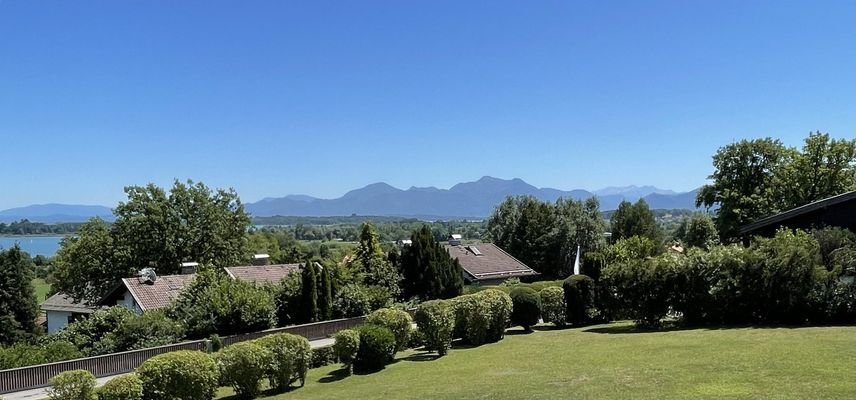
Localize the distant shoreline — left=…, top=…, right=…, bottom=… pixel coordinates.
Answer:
left=0, top=234, right=71, bottom=238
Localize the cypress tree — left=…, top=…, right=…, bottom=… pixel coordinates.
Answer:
left=400, top=226, right=464, bottom=300
left=299, top=260, right=319, bottom=323
left=0, top=245, right=39, bottom=345
left=317, top=263, right=333, bottom=321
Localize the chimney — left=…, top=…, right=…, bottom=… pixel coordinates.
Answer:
left=180, top=262, right=199, bottom=275
left=252, top=254, right=271, bottom=266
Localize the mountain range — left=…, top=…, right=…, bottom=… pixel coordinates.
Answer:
left=0, top=177, right=701, bottom=223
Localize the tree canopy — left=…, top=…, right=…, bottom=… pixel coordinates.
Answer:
left=0, top=245, right=39, bottom=345
left=399, top=225, right=464, bottom=300
left=609, top=199, right=663, bottom=244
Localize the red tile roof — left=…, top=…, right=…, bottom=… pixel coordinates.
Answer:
left=445, top=243, right=539, bottom=282
left=123, top=274, right=196, bottom=312
left=224, top=263, right=302, bottom=285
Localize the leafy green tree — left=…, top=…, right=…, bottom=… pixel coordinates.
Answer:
left=0, top=245, right=39, bottom=345
left=317, top=264, right=333, bottom=321
left=609, top=199, right=663, bottom=244
left=553, top=197, right=607, bottom=277
left=778, top=132, right=856, bottom=210
left=674, top=213, right=719, bottom=249
left=299, top=261, right=319, bottom=323
left=399, top=225, right=464, bottom=300
left=53, top=180, right=251, bottom=304
left=352, top=223, right=401, bottom=298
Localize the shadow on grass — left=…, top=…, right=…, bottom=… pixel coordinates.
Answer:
left=505, top=328, right=534, bottom=335
left=583, top=322, right=856, bottom=335
left=318, top=368, right=351, bottom=384
left=402, top=352, right=442, bottom=362
left=218, top=387, right=290, bottom=400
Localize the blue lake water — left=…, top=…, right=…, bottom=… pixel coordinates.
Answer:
left=0, top=236, right=65, bottom=257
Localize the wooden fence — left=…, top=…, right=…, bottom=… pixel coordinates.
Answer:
left=0, top=340, right=208, bottom=394
left=0, top=315, right=369, bottom=395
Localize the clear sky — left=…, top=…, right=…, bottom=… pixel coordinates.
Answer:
left=1, top=0, right=854, bottom=210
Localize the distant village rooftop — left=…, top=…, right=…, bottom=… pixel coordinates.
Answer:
left=224, top=263, right=303, bottom=285
left=445, top=242, right=539, bottom=284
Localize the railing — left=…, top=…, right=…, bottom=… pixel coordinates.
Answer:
left=221, top=316, right=367, bottom=347
left=0, top=314, right=371, bottom=395
left=0, top=340, right=207, bottom=394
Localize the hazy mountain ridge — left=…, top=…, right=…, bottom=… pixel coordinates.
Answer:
left=0, top=204, right=114, bottom=223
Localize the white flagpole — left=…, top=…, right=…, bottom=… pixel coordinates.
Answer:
left=573, top=245, right=581, bottom=275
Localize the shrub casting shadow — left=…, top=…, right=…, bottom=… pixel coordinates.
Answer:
left=504, top=327, right=534, bottom=335
left=318, top=368, right=351, bottom=384
left=402, top=352, right=442, bottom=362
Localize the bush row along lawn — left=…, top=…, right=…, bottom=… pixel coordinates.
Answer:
left=215, top=322, right=856, bottom=400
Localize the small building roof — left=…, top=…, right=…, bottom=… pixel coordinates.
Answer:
left=118, top=274, right=196, bottom=312
left=224, top=263, right=303, bottom=285
left=41, top=293, right=99, bottom=314
left=739, top=190, right=856, bottom=236
left=445, top=243, right=539, bottom=282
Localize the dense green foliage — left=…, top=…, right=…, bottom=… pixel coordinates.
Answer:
left=333, top=329, right=360, bottom=373
left=255, top=333, right=311, bottom=391
left=317, top=265, right=333, bottom=321
left=398, top=225, right=464, bottom=300
left=53, top=180, right=251, bottom=304
left=354, top=324, right=397, bottom=372
left=168, top=270, right=274, bottom=338
left=413, top=300, right=455, bottom=356
left=332, top=284, right=372, bottom=318
left=365, top=308, right=413, bottom=352
left=487, top=196, right=606, bottom=278
left=218, top=342, right=271, bottom=399
left=509, top=287, right=540, bottom=330
left=0, top=245, right=39, bottom=345
left=0, top=340, right=81, bottom=369
left=351, top=223, right=401, bottom=299
left=137, top=350, right=219, bottom=400
left=673, top=213, right=718, bottom=249
left=538, top=286, right=565, bottom=326
left=50, top=306, right=135, bottom=356
left=562, top=275, right=598, bottom=325
left=299, top=261, right=320, bottom=323
left=0, top=220, right=85, bottom=235
left=609, top=199, right=663, bottom=244
left=697, top=133, right=856, bottom=240
left=47, top=369, right=98, bottom=400
left=97, top=374, right=143, bottom=400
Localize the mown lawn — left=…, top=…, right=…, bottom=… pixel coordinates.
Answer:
left=33, top=278, right=51, bottom=304
left=216, top=322, right=856, bottom=400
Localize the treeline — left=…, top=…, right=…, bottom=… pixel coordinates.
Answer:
left=0, top=220, right=84, bottom=235
left=264, top=220, right=487, bottom=243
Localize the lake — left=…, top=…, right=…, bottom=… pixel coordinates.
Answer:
left=0, top=236, right=64, bottom=257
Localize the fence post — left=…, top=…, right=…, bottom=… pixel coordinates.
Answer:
left=204, top=339, right=213, bottom=353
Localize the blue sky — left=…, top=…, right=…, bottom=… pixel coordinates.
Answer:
left=1, top=0, right=853, bottom=210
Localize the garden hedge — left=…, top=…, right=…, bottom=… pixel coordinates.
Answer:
left=97, top=374, right=143, bottom=400
left=136, top=350, right=219, bottom=400
left=510, top=287, right=541, bottom=330
left=354, top=324, right=396, bottom=372
left=563, top=275, right=597, bottom=325
left=539, top=286, right=566, bottom=326
left=255, top=333, right=312, bottom=391
left=47, top=369, right=97, bottom=400
left=333, top=329, right=360, bottom=373
left=413, top=300, right=455, bottom=356
left=218, top=341, right=271, bottom=399
left=366, top=308, right=413, bottom=351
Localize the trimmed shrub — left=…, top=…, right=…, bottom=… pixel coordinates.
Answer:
left=137, top=350, right=219, bottom=400
left=98, top=374, right=143, bottom=400
left=510, top=287, right=541, bottom=330
left=218, top=341, right=271, bottom=399
left=539, top=286, right=566, bottom=326
left=333, top=284, right=371, bottom=318
left=311, top=346, right=337, bottom=369
left=255, top=333, right=311, bottom=391
left=47, top=369, right=97, bottom=400
left=366, top=308, right=413, bottom=351
left=451, top=294, right=489, bottom=345
left=414, top=300, right=455, bottom=356
left=333, top=329, right=360, bottom=373
left=563, top=275, right=597, bottom=325
left=354, top=324, right=396, bottom=372
left=479, top=289, right=513, bottom=342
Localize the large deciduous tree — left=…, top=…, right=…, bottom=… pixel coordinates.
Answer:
left=609, top=199, right=663, bottom=244
left=54, top=180, right=251, bottom=304
left=0, top=245, right=39, bottom=345
left=399, top=225, right=464, bottom=300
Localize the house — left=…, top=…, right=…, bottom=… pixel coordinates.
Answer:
left=224, top=263, right=303, bottom=285
left=448, top=234, right=463, bottom=246
left=41, top=293, right=100, bottom=334
left=445, top=242, right=539, bottom=285
left=100, top=270, right=196, bottom=314
left=740, top=190, right=856, bottom=240
left=396, top=239, right=412, bottom=246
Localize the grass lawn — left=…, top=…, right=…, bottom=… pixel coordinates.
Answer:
left=216, top=322, right=856, bottom=400
left=33, top=278, right=51, bottom=304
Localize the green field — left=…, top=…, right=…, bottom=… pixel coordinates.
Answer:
left=33, top=278, right=51, bottom=304
left=216, top=322, right=856, bottom=400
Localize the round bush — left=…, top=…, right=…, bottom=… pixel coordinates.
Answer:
left=98, top=374, right=143, bottom=400
left=354, top=324, right=396, bottom=372
left=478, top=289, right=513, bottom=341
left=218, top=341, right=271, bottom=399
left=333, top=329, right=360, bottom=373
left=366, top=308, right=413, bottom=351
left=563, top=275, right=596, bottom=325
left=255, top=333, right=311, bottom=391
left=310, top=346, right=337, bottom=369
left=47, top=369, right=97, bottom=400
left=539, top=286, right=566, bottom=326
left=413, top=300, right=455, bottom=356
left=510, top=287, right=541, bottom=330
left=137, top=350, right=219, bottom=400
left=451, top=294, right=489, bottom=345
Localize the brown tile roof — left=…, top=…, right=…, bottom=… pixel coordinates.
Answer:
left=123, top=274, right=196, bottom=312
left=41, top=293, right=100, bottom=314
left=224, top=263, right=302, bottom=285
left=445, top=243, right=539, bottom=282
